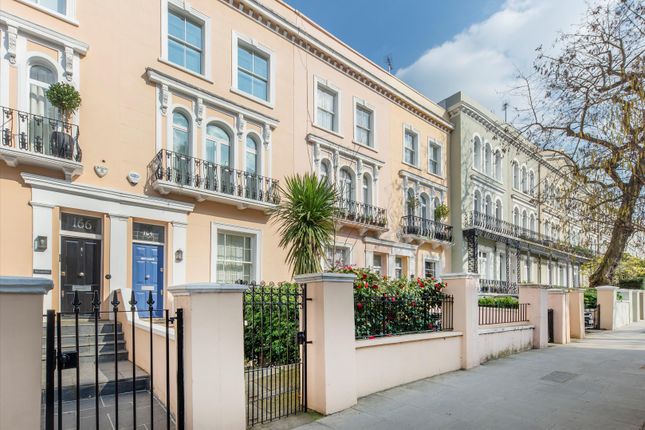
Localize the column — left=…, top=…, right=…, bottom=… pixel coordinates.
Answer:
left=519, top=284, right=549, bottom=348
left=31, top=202, right=54, bottom=309
left=640, top=291, right=645, bottom=321
left=632, top=290, right=640, bottom=323
left=108, top=214, right=129, bottom=293
left=294, top=273, right=357, bottom=415
left=442, top=273, right=480, bottom=369
left=548, top=289, right=570, bottom=344
left=569, top=288, right=585, bottom=339
left=0, top=277, right=53, bottom=430
left=168, top=283, right=247, bottom=430
left=596, top=286, right=617, bottom=330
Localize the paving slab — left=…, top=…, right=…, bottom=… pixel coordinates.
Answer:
left=294, top=322, right=645, bottom=430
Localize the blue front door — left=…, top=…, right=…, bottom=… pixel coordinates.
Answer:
left=132, top=244, right=164, bottom=318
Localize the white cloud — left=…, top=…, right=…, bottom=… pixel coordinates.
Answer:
left=396, top=0, right=588, bottom=116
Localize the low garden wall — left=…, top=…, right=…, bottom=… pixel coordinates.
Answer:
left=354, top=331, right=462, bottom=398
left=478, top=324, right=534, bottom=364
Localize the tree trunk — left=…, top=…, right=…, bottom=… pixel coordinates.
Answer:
left=589, top=180, right=642, bottom=287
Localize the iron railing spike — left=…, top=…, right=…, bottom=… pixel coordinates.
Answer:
left=72, top=290, right=81, bottom=310
left=147, top=290, right=155, bottom=310
left=130, top=290, right=137, bottom=310
left=111, top=290, right=120, bottom=310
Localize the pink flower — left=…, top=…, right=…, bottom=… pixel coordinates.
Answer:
left=357, top=303, right=364, bottom=311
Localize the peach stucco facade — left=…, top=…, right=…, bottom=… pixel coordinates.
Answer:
left=0, top=0, right=452, bottom=311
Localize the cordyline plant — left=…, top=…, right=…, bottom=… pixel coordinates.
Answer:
left=334, top=266, right=448, bottom=338
left=270, top=173, right=336, bottom=277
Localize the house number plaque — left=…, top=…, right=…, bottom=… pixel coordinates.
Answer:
left=61, top=213, right=102, bottom=235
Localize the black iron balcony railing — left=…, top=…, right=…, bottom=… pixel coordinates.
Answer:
left=401, top=215, right=453, bottom=243
left=465, top=211, right=593, bottom=257
left=335, top=199, right=387, bottom=228
left=1, top=106, right=81, bottom=162
left=479, top=279, right=518, bottom=295
left=151, top=149, right=280, bottom=204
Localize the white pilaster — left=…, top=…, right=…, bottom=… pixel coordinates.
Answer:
left=108, top=215, right=129, bottom=292
left=172, top=221, right=187, bottom=286
left=30, top=202, right=54, bottom=309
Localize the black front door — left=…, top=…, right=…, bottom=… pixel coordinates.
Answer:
left=61, top=236, right=101, bottom=313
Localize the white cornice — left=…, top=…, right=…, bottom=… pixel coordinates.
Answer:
left=224, top=0, right=452, bottom=132
left=21, top=173, right=194, bottom=214
left=146, top=68, right=279, bottom=127
left=470, top=173, right=505, bottom=195
left=307, top=133, right=384, bottom=167
left=398, top=170, right=447, bottom=193
left=0, top=11, right=88, bottom=54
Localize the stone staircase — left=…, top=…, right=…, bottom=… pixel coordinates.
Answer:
left=41, top=317, right=150, bottom=401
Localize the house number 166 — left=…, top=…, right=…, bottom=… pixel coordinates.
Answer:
left=72, top=217, right=94, bottom=231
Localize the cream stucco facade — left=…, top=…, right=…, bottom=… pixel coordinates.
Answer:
left=0, top=0, right=453, bottom=312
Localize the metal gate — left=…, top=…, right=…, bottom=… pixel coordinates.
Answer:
left=547, top=308, right=554, bottom=343
left=243, top=282, right=308, bottom=427
left=43, top=290, right=184, bottom=429
left=585, top=305, right=600, bottom=330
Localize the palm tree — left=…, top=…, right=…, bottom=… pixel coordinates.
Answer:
left=270, top=173, right=336, bottom=277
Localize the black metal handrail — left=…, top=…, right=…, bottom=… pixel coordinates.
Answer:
left=479, top=279, right=518, bottom=295
left=335, top=198, right=387, bottom=228
left=401, top=215, right=453, bottom=242
left=151, top=149, right=280, bottom=204
left=1, top=106, right=81, bottom=162
left=479, top=303, right=529, bottom=325
left=465, top=211, right=593, bottom=257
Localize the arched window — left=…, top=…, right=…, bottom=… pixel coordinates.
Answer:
left=362, top=173, right=372, bottom=205
left=473, top=136, right=481, bottom=170
left=407, top=188, right=416, bottom=217
left=529, top=171, right=535, bottom=196
left=320, top=159, right=330, bottom=183
left=544, top=221, right=551, bottom=239
left=339, top=168, right=354, bottom=202
left=205, top=124, right=231, bottom=166
left=544, top=179, right=550, bottom=202
left=512, top=161, right=519, bottom=189
left=419, top=194, right=429, bottom=220
left=245, top=135, right=259, bottom=174
left=484, top=195, right=492, bottom=217
left=521, top=166, right=528, bottom=193
left=513, top=207, right=520, bottom=226
left=522, top=210, right=528, bottom=230
left=172, top=111, right=190, bottom=156
left=432, top=196, right=441, bottom=221
left=495, top=199, right=502, bottom=220
left=529, top=213, right=536, bottom=232
left=29, top=63, right=57, bottom=119
left=494, top=150, right=502, bottom=180
left=484, top=143, right=492, bottom=175
left=474, top=190, right=481, bottom=214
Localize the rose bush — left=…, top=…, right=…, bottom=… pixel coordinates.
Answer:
left=333, top=266, right=449, bottom=338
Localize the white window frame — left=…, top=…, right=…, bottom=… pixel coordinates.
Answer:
left=427, top=139, right=443, bottom=177
left=160, top=0, right=212, bottom=81
left=402, top=125, right=419, bottom=168
left=352, top=97, right=375, bottom=149
left=325, top=245, right=351, bottom=269
left=210, top=222, right=261, bottom=283
left=371, top=253, right=383, bottom=274
left=231, top=32, right=275, bottom=107
left=18, top=0, right=78, bottom=25
left=423, top=257, right=440, bottom=279
left=313, top=77, right=341, bottom=135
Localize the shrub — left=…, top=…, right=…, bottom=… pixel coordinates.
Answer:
left=584, top=288, right=597, bottom=308
left=434, top=203, right=450, bottom=222
left=46, top=82, right=81, bottom=122
left=478, top=296, right=519, bottom=308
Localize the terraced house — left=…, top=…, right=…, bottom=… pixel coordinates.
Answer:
left=442, top=92, right=596, bottom=294
left=0, top=0, right=454, bottom=313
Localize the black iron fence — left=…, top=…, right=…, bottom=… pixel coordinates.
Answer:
left=400, top=215, right=453, bottom=242
left=1, top=105, right=81, bottom=161
left=479, top=279, right=518, bottom=295
left=151, top=149, right=280, bottom=205
left=585, top=306, right=600, bottom=330
left=335, top=198, right=387, bottom=228
left=43, top=290, right=183, bottom=430
left=479, top=303, right=529, bottom=325
left=465, top=211, right=593, bottom=258
left=243, top=282, right=308, bottom=427
left=354, top=292, right=453, bottom=339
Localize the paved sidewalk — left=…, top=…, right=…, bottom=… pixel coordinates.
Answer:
left=295, top=322, right=645, bottom=430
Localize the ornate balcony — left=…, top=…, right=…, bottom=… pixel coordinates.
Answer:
left=0, top=106, right=82, bottom=179
left=400, top=215, right=453, bottom=244
left=149, top=149, right=279, bottom=211
left=464, top=211, right=593, bottom=258
left=479, top=279, right=518, bottom=295
left=334, top=198, right=387, bottom=234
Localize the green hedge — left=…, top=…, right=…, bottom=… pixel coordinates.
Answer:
left=584, top=288, right=597, bottom=308
left=478, top=296, right=519, bottom=308
left=618, top=277, right=645, bottom=290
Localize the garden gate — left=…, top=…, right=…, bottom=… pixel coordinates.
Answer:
left=243, top=282, right=309, bottom=427
left=43, top=291, right=184, bottom=430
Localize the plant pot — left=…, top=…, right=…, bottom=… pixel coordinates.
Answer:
left=50, top=131, right=74, bottom=159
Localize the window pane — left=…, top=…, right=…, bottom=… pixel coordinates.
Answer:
left=253, top=54, right=269, bottom=79
left=246, top=153, right=257, bottom=174
left=318, top=88, right=335, bottom=111
left=356, top=128, right=369, bottom=145
left=168, top=11, right=185, bottom=39
left=173, top=129, right=189, bottom=155
left=238, top=46, right=253, bottom=71
left=40, top=0, right=66, bottom=14
left=252, top=78, right=268, bottom=100
left=221, top=144, right=230, bottom=167
left=168, top=39, right=184, bottom=67
left=30, top=65, right=55, bottom=83
left=185, top=47, right=202, bottom=73
left=205, top=139, right=216, bottom=163
left=357, top=107, right=370, bottom=128
left=238, top=70, right=253, bottom=94
left=173, top=112, right=189, bottom=128
left=185, top=20, right=202, bottom=48
left=317, top=109, right=333, bottom=130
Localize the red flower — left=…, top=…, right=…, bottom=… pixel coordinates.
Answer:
left=391, top=297, right=396, bottom=302
left=411, top=301, right=417, bottom=307
left=368, top=336, right=375, bottom=340
left=357, top=302, right=363, bottom=311
left=428, top=323, right=434, bottom=329
left=372, top=284, right=379, bottom=290
left=362, top=273, right=368, bottom=280
left=364, top=281, right=369, bottom=288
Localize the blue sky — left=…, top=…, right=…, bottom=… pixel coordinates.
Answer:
left=283, top=0, right=589, bottom=115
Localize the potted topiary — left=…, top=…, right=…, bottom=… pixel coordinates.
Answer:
left=46, top=82, right=81, bottom=159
